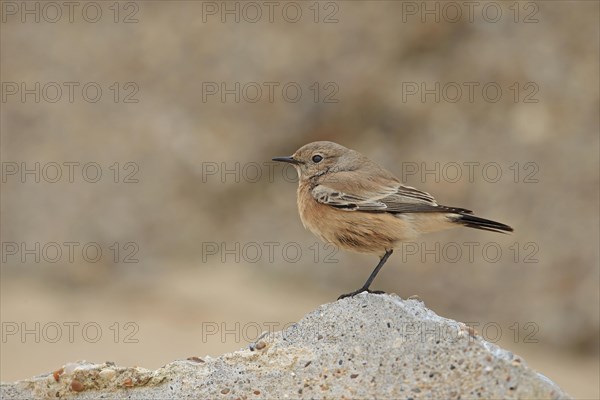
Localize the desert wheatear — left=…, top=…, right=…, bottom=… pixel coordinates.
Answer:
left=273, top=141, right=513, bottom=299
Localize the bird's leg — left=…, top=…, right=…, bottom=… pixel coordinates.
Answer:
left=338, top=249, right=394, bottom=300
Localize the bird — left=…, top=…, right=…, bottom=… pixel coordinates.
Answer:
left=272, top=141, right=513, bottom=300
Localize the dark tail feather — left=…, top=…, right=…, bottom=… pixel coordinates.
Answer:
left=453, top=213, right=513, bottom=234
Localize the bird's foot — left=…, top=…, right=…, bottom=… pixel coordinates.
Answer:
left=337, top=288, right=386, bottom=300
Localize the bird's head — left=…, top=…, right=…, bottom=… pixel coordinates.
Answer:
left=273, top=141, right=359, bottom=181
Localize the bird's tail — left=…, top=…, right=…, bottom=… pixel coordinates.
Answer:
left=452, top=213, right=513, bottom=234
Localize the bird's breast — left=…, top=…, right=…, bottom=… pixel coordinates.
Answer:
left=296, top=182, right=412, bottom=255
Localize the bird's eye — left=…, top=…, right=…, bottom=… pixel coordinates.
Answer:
left=312, top=154, right=323, bottom=163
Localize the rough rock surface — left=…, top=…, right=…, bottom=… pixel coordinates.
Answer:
left=1, top=294, right=569, bottom=399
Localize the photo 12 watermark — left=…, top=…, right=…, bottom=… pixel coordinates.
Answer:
left=199, top=161, right=296, bottom=184
left=1, top=162, right=140, bottom=184
left=1, top=241, right=140, bottom=264
left=1, top=82, right=140, bottom=103
left=201, top=241, right=339, bottom=264
left=396, top=241, right=539, bottom=264
left=200, top=1, right=340, bottom=24
left=201, top=81, right=339, bottom=103
left=400, top=82, right=540, bottom=104
left=2, top=321, right=140, bottom=344
left=399, top=1, right=540, bottom=24
left=1, top=1, right=140, bottom=23
left=399, top=161, right=540, bottom=184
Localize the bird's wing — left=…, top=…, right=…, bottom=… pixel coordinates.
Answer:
left=312, top=171, right=472, bottom=214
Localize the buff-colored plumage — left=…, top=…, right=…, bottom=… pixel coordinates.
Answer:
left=273, top=141, right=512, bottom=298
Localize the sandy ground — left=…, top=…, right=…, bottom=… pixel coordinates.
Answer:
left=1, top=264, right=598, bottom=399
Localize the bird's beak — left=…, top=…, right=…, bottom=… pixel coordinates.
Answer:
left=272, top=156, right=300, bottom=165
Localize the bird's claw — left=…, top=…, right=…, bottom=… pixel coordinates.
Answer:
left=337, top=288, right=386, bottom=300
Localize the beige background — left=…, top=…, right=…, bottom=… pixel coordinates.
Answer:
left=1, top=1, right=598, bottom=398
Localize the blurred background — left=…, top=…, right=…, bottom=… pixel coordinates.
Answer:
left=1, top=1, right=598, bottom=398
